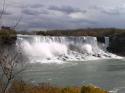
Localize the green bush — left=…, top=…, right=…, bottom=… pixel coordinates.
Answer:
left=81, top=85, right=108, bottom=93
left=0, top=29, right=17, bottom=45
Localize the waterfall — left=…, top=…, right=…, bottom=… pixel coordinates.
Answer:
left=105, top=37, right=109, bottom=47
left=17, top=35, right=121, bottom=63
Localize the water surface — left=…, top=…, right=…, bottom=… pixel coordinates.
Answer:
left=21, top=59, right=125, bottom=92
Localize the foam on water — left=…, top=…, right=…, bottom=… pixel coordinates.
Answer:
left=17, top=35, right=122, bottom=64
left=109, top=87, right=125, bottom=93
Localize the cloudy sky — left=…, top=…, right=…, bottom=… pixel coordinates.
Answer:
left=1, top=0, right=125, bottom=30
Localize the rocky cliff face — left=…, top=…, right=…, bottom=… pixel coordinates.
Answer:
left=107, top=35, right=125, bottom=56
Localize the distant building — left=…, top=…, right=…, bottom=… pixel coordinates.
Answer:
left=1, top=26, right=11, bottom=30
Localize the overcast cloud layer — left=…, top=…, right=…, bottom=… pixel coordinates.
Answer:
left=0, top=0, right=125, bottom=30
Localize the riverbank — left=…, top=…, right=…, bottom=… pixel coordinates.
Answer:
left=8, top=80, right=108, bottom=93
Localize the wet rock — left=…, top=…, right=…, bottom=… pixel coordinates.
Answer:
left=92, top=54, right=96, bottom=57
left=63, top=56, right=68, bottom=59
left=47, top=58, right=51, bottom=60
left=107, top=35, right=125, bottom=56
left=97, top=54, right=101, bottom=57
left=62, top=58, right=66, bottom=61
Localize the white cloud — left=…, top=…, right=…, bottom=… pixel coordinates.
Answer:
left=92, top=4, right=125, bottom=15
left=48, top=10, right=65, bottom=17
left=69, top=12, right=86, bottom=19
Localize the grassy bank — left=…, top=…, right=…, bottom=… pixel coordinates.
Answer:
left=7, top=81, right=108, bottom=93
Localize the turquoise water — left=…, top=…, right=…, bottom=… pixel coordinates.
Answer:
left=21, top=59, right=125, bottom=92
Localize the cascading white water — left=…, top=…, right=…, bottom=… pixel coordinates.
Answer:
left=105, top=37, right=109, bottom=47
left=17, top=35, right=121, bottom=63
